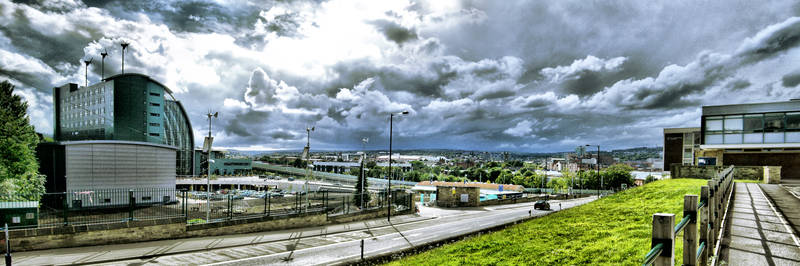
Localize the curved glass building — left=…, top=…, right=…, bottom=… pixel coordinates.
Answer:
left=54, top=73, right=195, bottom=176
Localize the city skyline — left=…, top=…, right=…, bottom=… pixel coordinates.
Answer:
left=3, top=1, right=800, bottom=152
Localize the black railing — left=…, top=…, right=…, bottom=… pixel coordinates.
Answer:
left=1, top=188, right=415, bottom=229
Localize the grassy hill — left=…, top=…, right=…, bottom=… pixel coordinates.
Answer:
left=387, top=178, right=707, bottom=265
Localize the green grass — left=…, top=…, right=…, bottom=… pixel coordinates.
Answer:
left=387, top=179, right=708, bottom=266
left=734, top=179, right=762, bottom=183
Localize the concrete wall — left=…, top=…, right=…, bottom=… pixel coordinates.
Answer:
left=764, top=166, right=782, bottom=184
left=435, top=186, right=479, bottom=208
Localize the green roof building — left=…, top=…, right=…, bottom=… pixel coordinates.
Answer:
left=53, top=73, right=195, bottom=176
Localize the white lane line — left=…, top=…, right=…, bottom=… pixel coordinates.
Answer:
left=754, top=184, right=800, bottom=249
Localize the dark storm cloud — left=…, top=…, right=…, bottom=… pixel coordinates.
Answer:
left=370, top=19, right=418, bottom=45
left=6, top=0, right=800, bottom=152
left=223, top=110, right=270, bottom=137
left=782, top=72, right=800, bottom=87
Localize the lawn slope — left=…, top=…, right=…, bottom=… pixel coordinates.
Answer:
left=387, top=179, right=707, bottom=266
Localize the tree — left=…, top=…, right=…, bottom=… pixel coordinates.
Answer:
left=0, top=81, right=45, bottom=199
left=602, top=164, right=635, bottom=190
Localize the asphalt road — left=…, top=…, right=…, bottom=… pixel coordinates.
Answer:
left=90, top=196, right=597, bottom=266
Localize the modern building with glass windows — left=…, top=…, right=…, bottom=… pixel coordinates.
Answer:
left=698, top=100, right=800, bottom=179
left=53, top=73, right=195, bottom=176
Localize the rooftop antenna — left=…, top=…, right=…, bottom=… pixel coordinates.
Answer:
left=100, top=49, right=108, bottom=80
left=120, top=42, right=129, bottom=74
left=83, top=58, right=93, bottom=87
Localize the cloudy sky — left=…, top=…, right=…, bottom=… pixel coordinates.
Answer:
left=3, top=0, right=800, bottom=152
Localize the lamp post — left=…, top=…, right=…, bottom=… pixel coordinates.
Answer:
left=206, top=111, right=218, bottom=222
left=388, top=110, right=408, bottom=222
left=585, top=144, right=601, bottom=196
left=304, top=126, right=314, bottom=210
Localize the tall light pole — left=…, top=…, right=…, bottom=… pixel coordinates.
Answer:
left=360, top=137, right=368, bottom=209
left=100, top=50, right=108, bottom=80
left=586, top=144, right=601, bottom=196
left=120, top=42, right=129, bottom=74
left=83, top=58, right=92, bottom=87
left=304, top=126, right=314, bottom=209
left=206, top=111, right=218, bottom=222
left=388, top=110, right=408, bottom=222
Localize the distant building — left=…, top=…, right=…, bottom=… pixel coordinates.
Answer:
left=52, top=73, right=195, bottom=176
left=194, top=149, right=253, bottom=176
left=663, top=127, right=701, bottom=168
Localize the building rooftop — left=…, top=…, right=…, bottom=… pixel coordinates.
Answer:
left=702, top=100, right=800, bottom=116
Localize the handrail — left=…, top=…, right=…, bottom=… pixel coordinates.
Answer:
left=643, top=243, right=664, bottom=266
left=674, top=214, right=692, bottom=235
left=642, top=164, right=735, bottom=266
left=696, top=241, right=706, bottom=261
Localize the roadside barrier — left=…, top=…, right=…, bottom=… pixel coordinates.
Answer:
left=643, top=165, right=734, bottom=266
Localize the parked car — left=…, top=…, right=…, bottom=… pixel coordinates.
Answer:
left=534, top=200, right=550, bottom=210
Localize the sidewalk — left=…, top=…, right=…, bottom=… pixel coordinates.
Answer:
left=717, top=183, right=800, bottom=265
left=14, top=214, right=432, bottom=265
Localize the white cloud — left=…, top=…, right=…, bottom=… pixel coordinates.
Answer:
left=503, top=119, right=535, bottom=137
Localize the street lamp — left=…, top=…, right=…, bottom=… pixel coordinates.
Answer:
left=303, top=126, right=314, bottom=209
left=205, top=111, right=218, bottom=222
left=388, top=110, right=409, bottom=222
left=586, top=144, right=601, bottom=196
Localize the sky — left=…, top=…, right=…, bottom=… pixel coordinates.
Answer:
left=3, top=0, right=800, bottom=152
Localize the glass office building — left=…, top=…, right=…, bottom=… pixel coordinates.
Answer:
left=699, top=100, right=800, bottom=179
left=53, top=73, right=195, bottom=176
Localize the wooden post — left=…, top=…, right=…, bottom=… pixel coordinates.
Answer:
left=653, top=213, right=675, bottom=266
left=684, top=195, right=699, bottom=266
left=707, top=180, right=716, bottom=250
left=699, top=186, right=709, bottom=266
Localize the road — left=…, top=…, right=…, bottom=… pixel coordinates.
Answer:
left=15, top=196, right=596, bottom=265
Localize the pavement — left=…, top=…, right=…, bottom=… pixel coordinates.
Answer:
left=717, top=183, right=800, bottom=265
left=14, top=196, right=597, bottom=266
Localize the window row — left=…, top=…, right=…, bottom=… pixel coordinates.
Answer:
left=705, top=113, right=800, bottom=133
left=705, top=132, right=800, bottom=144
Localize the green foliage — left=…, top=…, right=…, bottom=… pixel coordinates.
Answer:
left=387, top=179, right=707, bottom=265
left=603, top=164, right=635, bottom=190
left=0, top=81, right=44, bottom=199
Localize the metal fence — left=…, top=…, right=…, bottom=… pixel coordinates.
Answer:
left=1, top=188, right=415, bottom=229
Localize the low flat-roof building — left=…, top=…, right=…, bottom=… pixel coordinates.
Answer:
left=663, top=127, right=701, bottom=168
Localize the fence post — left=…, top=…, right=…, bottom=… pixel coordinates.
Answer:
left=183, top=190, right=188, bottom=220
left=699, top=186, right=709, bottom=266
left=653, top=213, right=675, bottom=266
left=267, top=194, right=271, bottom=216
left=264, top=193, right=267, bottom=215
left=129, top=189, right=135, bottom=221
left=684, top=195, right=698, bottom=266
left=62, top=194, right=68, bottom=226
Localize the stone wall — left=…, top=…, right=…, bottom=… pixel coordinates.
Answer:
left=764, top=166, right=782, bottom=184
left=435, top=186, right=479, bottom=208
left=670, top=164, right=763, bottom=180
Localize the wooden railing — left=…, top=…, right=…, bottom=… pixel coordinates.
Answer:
left=643, top=165, right=734, bottom=266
